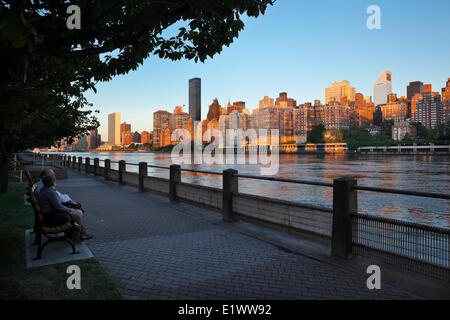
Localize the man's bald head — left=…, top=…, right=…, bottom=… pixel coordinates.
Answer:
left=40, top=168, right=55, bottom=178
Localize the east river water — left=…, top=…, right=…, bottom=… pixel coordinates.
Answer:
left=54, top=152, right=449, bottom=228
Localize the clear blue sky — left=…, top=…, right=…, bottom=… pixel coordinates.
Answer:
left=85, top=0, right=450, bottom=140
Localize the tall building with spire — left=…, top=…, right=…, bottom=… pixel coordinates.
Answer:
left=373, top=70, right=392, bottom=107
left=108, top=112, right=121, bottom=145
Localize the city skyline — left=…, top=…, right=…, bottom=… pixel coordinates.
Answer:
left=83, top=0, right=450, bottom=139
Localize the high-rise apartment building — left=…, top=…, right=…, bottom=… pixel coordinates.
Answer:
left=325, top=81, right=356, bottom=104
left=173, top=106, right=191, bottom=129
left=380, top=94, right=408, bottom=123
left=122, top=131, right=133, bottom=145
left=153, top=110, right=173, bottom=147
left=120, top=122, right=131, bottom=144
left=323, top=102, right=350, bottom=130
left=412, top=84, right=443, bottom=129
left=349, top=93, right=375, bottom=128
left=373, top=70, right=392, bottom=107
left=275, top=92, right=297, bottom=107
left=442, top=78, right=450, bottom=122
left=108, top=112, right=121, bottom=145
left=141, top=131, right=151, bottom=144
left=189, top=78, right=201, bottom=122
left=227, top=101, right=246, bottom=114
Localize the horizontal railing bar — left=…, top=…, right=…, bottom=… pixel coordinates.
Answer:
left=147, top=164, right=170, bottom=170
left=353, top=185, right=450, bottom=200
left=180, top=168, right=223, bottom=175
left=236, top=174, right=334, bottom=187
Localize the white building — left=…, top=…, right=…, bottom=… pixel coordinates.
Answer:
left=108, top=112, right=121, bottom=145
left=373, top=70, right=392, bottom=107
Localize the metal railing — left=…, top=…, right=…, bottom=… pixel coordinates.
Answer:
left=33, top=153, right=450, bottom=282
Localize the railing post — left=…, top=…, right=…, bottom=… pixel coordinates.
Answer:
left=222, top=169, right=238, bottom=222
left=85, top=157, right=90, bottom=174
left=78, top=157, right=82, bottom=171
left=138, top=162, right=148, bottom=192
left=104, top=159, right=111, bottom=180
left=332, top=177, right=357, bottom=258
left=67, top=156, right=71, bottom=168
left=118, top=160, right=126, bottom=185
left=169, top=165, right=181, bottom=202
left=94, top=158, right=99, bottom=176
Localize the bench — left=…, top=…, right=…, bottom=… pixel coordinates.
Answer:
left=29, top=183, right=79, bottom=260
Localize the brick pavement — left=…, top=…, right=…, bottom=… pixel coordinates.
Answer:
left=57, top=170, right=422, bottom=300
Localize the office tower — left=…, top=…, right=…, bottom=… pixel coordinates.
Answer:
left=153, top=110, right=173, bottom=147
left=108, top=112, right=121, bottom=145
left=380, top=94, right=408, bottom=122
left=373, top=70, right=392, bottom=107
left=189, top=78, right=201, bottom=122
left=442, top=78, right=450, bottom=122
left=407, top=81, right=424, bottom=101
left=325, top=81, right=356, bottom=104
left=141, top=131, right=151, bottom=144
left=412, top=84, right=443, bottom=129
left=207, top=98, right=222, bottom=121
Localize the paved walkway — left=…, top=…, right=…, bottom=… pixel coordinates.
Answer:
left=57, top=170, right=421, bottom=300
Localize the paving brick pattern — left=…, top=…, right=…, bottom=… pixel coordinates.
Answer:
left=57, top=171, right=421, bottom=300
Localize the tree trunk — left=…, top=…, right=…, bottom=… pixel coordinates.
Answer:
left=0, top=150, right=10, bottom=194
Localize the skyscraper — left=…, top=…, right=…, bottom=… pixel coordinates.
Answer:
left=189, top=78, right=201, bottom=122
left=373, top=70, right=392, bottom=107
left=407, top=81, right=424, bottom=101
left=108, top=112, right=120, bottom=145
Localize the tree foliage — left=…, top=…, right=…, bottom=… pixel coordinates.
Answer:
left=307, top=125, right=326, bottom=143
left=0, top=0, right=275, bottom=192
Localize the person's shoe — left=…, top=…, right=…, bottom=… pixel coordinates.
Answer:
left=80, top=233, right=94, bottom=241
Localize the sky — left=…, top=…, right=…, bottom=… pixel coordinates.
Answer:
left=83, top=0, right=450, bottom=140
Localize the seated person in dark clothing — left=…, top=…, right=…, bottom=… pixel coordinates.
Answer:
left=36, top=175, right=93, bottom=241
left=35, top=169, right=85, bottom=214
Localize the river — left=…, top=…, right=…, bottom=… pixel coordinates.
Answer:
left=51, top=152, right=449, bottom=228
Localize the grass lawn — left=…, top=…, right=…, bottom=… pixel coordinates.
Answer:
left=0, top=183, right=122, bottom=300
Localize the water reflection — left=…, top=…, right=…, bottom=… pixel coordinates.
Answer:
left=59, top=152, right=450, bottom=228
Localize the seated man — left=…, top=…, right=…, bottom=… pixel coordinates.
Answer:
left=35, top=169, right=85, bottom=214
left=36, top=174, right=93, bottom=241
